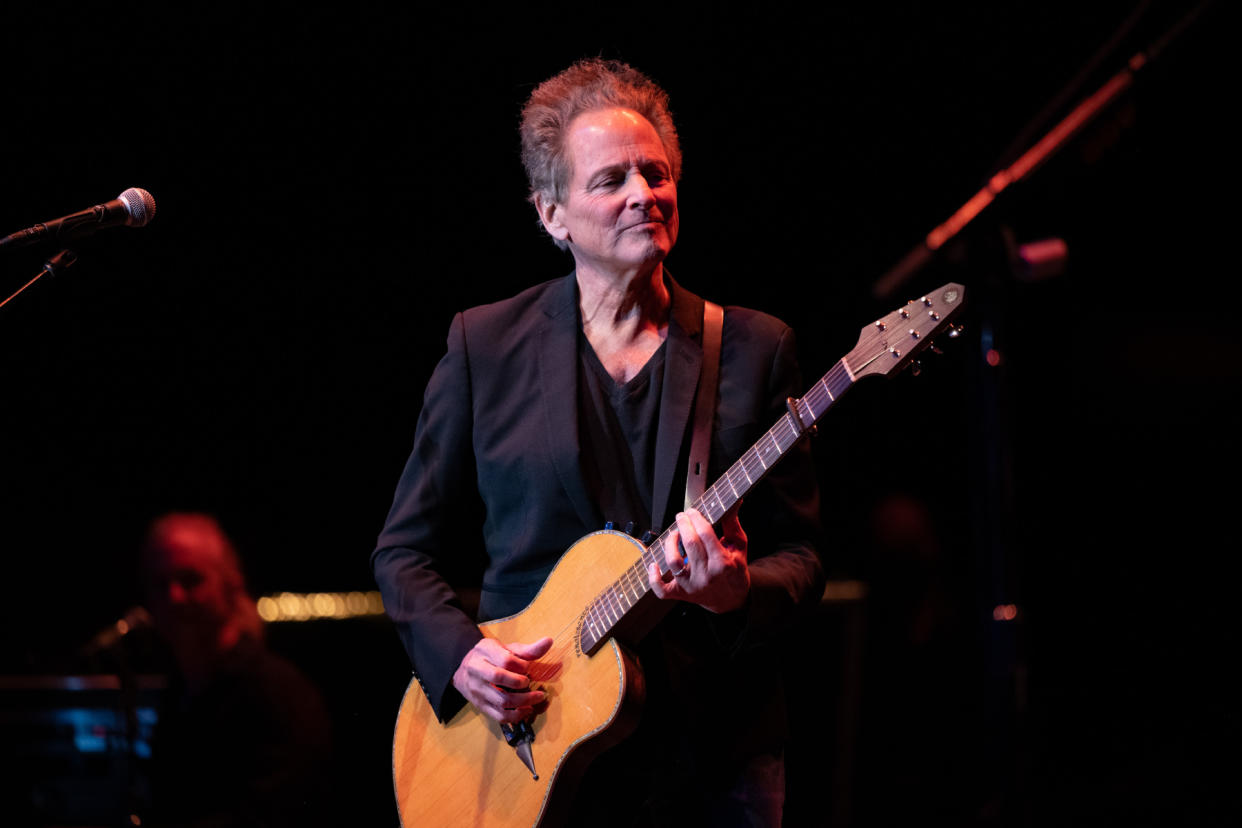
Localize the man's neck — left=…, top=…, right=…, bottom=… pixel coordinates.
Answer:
left=576, top=265, right=670, bottom=384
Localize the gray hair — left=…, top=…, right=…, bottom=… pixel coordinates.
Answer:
left=519, top=58, right=682, bottom=249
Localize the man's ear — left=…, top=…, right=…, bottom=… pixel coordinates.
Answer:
left=534, top=192, right=570, bottom=243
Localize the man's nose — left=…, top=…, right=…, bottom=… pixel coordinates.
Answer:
left=624, top=173, right=656, bottom=209
left=167, top=582, right=188, bottom=604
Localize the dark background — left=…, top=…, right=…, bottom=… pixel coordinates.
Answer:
left=1, top=2, right=1236, bottom=826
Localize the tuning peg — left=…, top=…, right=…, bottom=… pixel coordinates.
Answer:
left=910, top=360, right=922, bottom=376
left=931, top=343, right=944, bottom=355
left=948, top=325, right=965, bottom=338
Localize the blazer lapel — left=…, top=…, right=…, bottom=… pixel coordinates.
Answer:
left=537, top=273, right=601, bottom=533
left=651, top=277, right=705, bottom=530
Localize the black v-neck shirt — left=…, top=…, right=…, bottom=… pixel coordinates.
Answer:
left=577, top=330, right=667, bottom=535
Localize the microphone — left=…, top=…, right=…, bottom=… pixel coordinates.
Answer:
left=79, top=605, right=154, bottom=657
left=0, top=187, right=157, bottom=250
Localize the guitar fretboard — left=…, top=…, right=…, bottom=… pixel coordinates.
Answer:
left=577, top=358, right=856, bottom=654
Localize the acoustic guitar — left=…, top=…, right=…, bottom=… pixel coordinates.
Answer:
left=392, top=283, right=966, bottom=827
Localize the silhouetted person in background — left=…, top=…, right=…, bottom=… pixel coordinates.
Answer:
left=858, top=493, right=983, bottom=824
left=139, top=512, right=332, bottom=828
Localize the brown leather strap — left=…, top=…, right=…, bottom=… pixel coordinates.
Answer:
left=685, top=301, right=723, bottom=511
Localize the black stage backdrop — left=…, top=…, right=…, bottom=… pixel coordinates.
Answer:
left=0, top=2, right=1235, bottom=826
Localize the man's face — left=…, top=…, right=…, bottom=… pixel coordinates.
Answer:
left=143, top=528, right=236, bottom=646
left=542, top=107, right=679, bottom=275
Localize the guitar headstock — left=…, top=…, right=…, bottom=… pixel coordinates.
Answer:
left=846, top=283, right=966, bottom=379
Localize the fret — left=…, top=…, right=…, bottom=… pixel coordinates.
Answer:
left=775, top=415, right=791, bottom=443
left=799, top=399, right=815, bottom=430
left=705, top=489, right=724, bottom=520
left=820, top=374, right=836, bottom=402
left=640, top=545, right=658, bottom=577
left=762, top=431, right=779, bottom=465
left=750, top=436, right=770, bottom=464
left=650, top=545, right=665, bottom=574
left=781, top=419, right=799, bottom=448
left=830, top=363, right=853, bottom=399
left=817, top=376, right=832, bottom=402
left=625, top=569, right=643, bottom=602
left=701, top=489, right=723, bottom=522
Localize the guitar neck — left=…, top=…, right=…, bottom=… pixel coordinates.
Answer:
left=687, top=358, right=853, bottom=525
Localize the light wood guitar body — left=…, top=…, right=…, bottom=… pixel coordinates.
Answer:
left=393, top=530, right=647, bottom=828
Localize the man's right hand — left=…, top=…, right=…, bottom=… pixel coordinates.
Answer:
left=452, top=636, right=552, bottom=724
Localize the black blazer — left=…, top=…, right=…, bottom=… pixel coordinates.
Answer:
left=372, top=273, right=824, bottom=731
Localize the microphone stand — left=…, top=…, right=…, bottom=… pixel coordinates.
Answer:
left=0, top=248, right=78, bottom=311
left=871, top=0, right=1216, bottom=301
left=862, top=3, right=1215, bottom=819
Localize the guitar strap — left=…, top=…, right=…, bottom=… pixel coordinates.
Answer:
left=685, top=300, right=723, bottom=511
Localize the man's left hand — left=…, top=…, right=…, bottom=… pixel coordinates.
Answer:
left=647, top=507, right=749, bottom=613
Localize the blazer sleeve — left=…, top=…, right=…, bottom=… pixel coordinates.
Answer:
left=712, top=320, right=826, bottom=653
left=371, top=312, right=484, bottom=722
left=747, top=324, right=825, bottom=621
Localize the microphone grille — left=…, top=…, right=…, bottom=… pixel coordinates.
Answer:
left=118, top=187, right=157, bottom=227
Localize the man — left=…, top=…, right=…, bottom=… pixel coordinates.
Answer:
left=141, top=512, right=333, bottom=827
left=373, top=59, right=823, bottom=826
